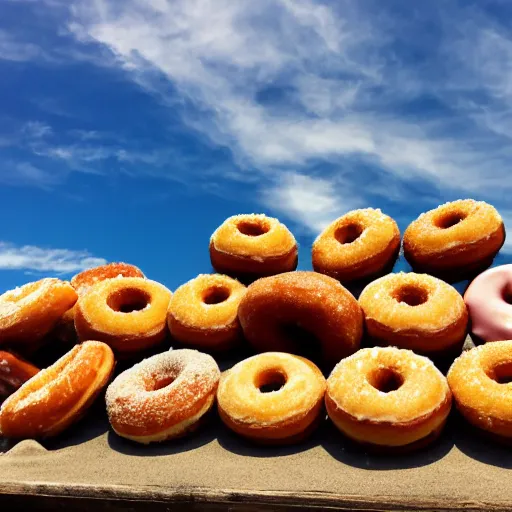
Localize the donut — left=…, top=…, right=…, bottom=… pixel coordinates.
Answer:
left=209, top=214, right=298, bottom=281
left=217, top=352, right=326, bottom=444
left=403, top=199, right=505, bottom=279
left=0, top=279, right=77, bottom=350
left=74, top=277, right=172, bottom=356
left=167, top=274, right=246, bottom=351
left=238, top=271, right=363, bottom=369
left=71, top=262, right=144, bottom=296
left=53, top=263, right=145, bottom=345
left=464, top=264, right=512, bottom=342
left=0, top=341, right=114, bottom=439
left=0, top=351, right=39, bottom=401
left=358, top=272, right=468, bottom=357
left=106, top=348, right=220, bottom=444
left=326, top=347, right=452, bottom=451
left=447, top=340, right=512, bottom=442
left=312, top=208, right=400, bottom=283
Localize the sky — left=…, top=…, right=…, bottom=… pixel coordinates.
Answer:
left=1, top=0, right=512, bottom=293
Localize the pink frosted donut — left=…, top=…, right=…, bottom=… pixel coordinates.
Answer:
left=464, top=265, right=512, bottom=342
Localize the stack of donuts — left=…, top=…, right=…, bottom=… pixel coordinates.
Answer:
left=1, top=198, right=511, bottom=453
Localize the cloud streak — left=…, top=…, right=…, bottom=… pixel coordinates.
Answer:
left=0, top=242, right=107, bottom=274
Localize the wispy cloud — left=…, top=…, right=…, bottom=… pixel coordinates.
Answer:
left=0, top=242, right=107, bottom=273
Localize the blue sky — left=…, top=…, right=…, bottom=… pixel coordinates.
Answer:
left=1, top=0, right=512, bottom=293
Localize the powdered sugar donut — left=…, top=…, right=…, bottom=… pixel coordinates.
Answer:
left=326, top=347, right=452, bottom=452
left=106, top=349, right=220, bottom=443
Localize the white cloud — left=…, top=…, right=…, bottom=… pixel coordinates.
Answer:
left=0, top=30, right=43, bottom=61
left=0, top=242, right=107, bottom=274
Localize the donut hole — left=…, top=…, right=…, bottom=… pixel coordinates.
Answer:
left=279, top=322, right=323, bottom=363
left=334, top=223, right=364, bottom=244
left=489, top=362, right=512, bottom=384
left=237, top=219, right=270, bottom=237
left=107, top=288, right=151, bottom=313
left=368, top=367, right=404, bottom=393
left=152, top=376, right=176, bottom=391
left=202, top=285, right=231, bottom=305
left=255, top=369, right=287, bottom=393
left=435, top=211, right=467, bottom=229
left=392, top=285, right=428, bottom=306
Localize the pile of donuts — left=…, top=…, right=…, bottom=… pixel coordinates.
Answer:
left=1, top=198, right=512, bottom=452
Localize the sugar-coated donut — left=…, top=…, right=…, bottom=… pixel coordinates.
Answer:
left=464, top=265, right=512, bottom=342
left=54, top=263, right=145, bottom=346
left=0, top=279, right=77, bottom=350
left=326, top=347, right=452, bottom=451
left=209, top=214, right=298, bottom=280
left=217, top=352, right=326, bottom=444
left=71, top=262, right=145, bottom=296
left=106, top=348, right=220, bottom=444
left=0, top=341, right=114, bottom=439
left=167, top=274, right=246, bottom=351
left=403, top=199, right=505, bottom=279
left=75, top=277, right=171, bottom=355
left=448, top=340, right=512, bottom=442
left=0, top=351, right=39, bottom=401
left=359, top=272, right=468, bottom=357
left=312, top=208, right=400, bottom=283
left=238, top=271, right=363, bottom=369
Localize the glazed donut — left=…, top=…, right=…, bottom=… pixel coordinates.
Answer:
left=217, top=352, right=326, bottom=444
left=106, top=348, right=220, bottom=443
left=71, top=262, right=144, bottom=296
left=0, top=351, right=39, bottom=401
left=403, top=199, right=505, bottom=279
left=0, top=279, right=77, bottom=349
left=312, top=208, right=400, bottom=283
left=326, top=347, right=452, bottom=451
left=53, top=263, right=145, bottom=345
left=238, top=271, right=363, bottom=369
left=74, top=277, right=172, bottom=356
left=0, top=341, right=114, bottom=439
left=167, top=274, right=246, bottom=351
left=209, top=214, right=298, bottom=280
left=358, top=272, right=468, bottom=357
left=447, top=340, right=512, bottom=442
left=464, top=264, right=512, bottom=342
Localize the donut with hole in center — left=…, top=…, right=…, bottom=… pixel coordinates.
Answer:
left=358, top=272, right=468, bottom=358
left=209, top=214, right=298, bottom=281
left=403, top=199, right=505, bottom=280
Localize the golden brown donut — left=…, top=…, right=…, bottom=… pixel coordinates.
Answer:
left=0, top=351, right=39, bottom=401
left=71, top=262, right=145, bottom=296
left=0, top=279, right=77, bottom=350
left=167, top=274, right=246, bottom=351
left=326, top=347, right=452, bottom=452
left=358, top=272, right=468, bottom=357
left=106, top=349, right=220, bottom=444
left=312, top=208, right=400, bottom=283
left=209, top=214, right=298, bottom=280
left=238, top=271, right=363, bottom=369
left=403, top=199, right=505, bottom=279
left=447, top=340, right=512, bottom=442
left=74, top=277, right=172, bottom=356
left=54, top=263, right=145, bottom=345
left=0, top=341, right=114, bottom=439
left=217, top=352, right=326, bottom=444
